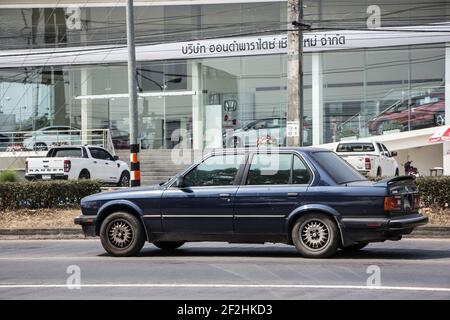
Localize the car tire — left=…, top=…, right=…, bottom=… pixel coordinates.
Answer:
left=153, top=241, right=185, bottom=250
left=100, top=212, right=145, bottom=257
left=33, top=142, right=47, bottom=151
left=291, top=213, right=339, bottom=258
left=395, top=168, right=399, bottom=176
left=228, top=136, right=241, bottom=148
left=341, top=243, right=368, bottom=252
left=434, top=112, right=445, bottom=126
left=117, top=171, right=130, bottom=187
left=79, top=170, right=90, bottom=180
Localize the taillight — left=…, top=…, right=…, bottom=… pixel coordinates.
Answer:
left=365, top=157, right=371, bottom=170
left=25, top=160, right=28, bottom=173
left=64, top=160, right=71, bottom=173
left=384, top=196, right=402, bottom=211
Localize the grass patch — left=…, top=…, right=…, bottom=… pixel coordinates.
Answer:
left=0, top=209, right=80, bottom=229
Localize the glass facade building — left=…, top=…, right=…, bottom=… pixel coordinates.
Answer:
left=0, top=0, right=449, bottom=151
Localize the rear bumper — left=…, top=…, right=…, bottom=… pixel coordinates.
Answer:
left=25, top=174, right=68, bottom=181
left=341, top=213, right=428, bottom=245
left=74, top=215, right=97, bottom=237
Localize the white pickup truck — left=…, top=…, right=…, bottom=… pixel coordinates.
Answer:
left=25, top=145, right=130, bottom=186
left=335, top=141, right=399, bottom=177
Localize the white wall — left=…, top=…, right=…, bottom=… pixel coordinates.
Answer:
left=393, top=144, right=442, bottom=176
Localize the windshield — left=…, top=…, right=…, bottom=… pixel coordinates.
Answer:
left=311, top=151, right=367, bottom=184
left=337, top=143, right=375, bottom=152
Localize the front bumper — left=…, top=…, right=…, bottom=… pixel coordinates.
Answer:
left=341, top=213, right=428, bottom=245
left=74, top=215, right=97, bottom=237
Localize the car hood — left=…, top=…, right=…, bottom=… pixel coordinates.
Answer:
left=81, top=184, right=164, bottom=203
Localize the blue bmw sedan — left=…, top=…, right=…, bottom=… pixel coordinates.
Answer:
left=75, top=147, right=428, bottom=258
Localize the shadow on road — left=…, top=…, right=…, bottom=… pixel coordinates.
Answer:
left=101, top=244, right=450, bottom=260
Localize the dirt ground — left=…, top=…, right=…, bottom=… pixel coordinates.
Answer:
left=0, top=206, right=449, bottom=229
left=0, top=209, right=80, bottom=229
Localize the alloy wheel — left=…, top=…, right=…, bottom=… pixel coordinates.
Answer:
left=108, top=219, right=133, bottom=248
left=300, top=220, right=330, bottom=251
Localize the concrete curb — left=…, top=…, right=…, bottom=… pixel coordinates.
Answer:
left=0, top=228, right=85, bottom=240
left=0, top=225, right=449, bottom=240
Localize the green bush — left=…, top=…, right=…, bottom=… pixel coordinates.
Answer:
left=416, top=176, right=449, bottom=208
left=0, top=180, right=102, bottom=210
left=0, top=170, right=18, bottom=183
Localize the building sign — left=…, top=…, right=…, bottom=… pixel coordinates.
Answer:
left=287, top=121, right=299, bottom=137
left=1, top=24, right=450, bottom=68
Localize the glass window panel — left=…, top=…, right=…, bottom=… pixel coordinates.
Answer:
left=246, top=153, right=292, bottom=185
left=184, top=154, right=245, bottom=187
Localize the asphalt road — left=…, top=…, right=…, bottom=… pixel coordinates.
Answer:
left=0, top=239, right=449, bottom=300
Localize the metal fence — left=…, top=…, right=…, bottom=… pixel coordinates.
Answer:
left=0, top=129, right=115, bottom=154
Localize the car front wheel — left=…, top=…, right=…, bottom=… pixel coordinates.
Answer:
left=291, top=213, right=339, bottom=258
left=100, top=212, right=145, bottom=257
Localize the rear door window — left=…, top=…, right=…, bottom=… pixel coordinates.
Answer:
left=246, top=153, right=292, bottom=185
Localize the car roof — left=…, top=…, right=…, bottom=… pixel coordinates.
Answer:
left=208, top=147, right=329, bottom=155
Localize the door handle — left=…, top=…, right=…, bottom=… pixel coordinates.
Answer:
left=219, top=193, right=231, bottom=198
left=287, top=192, right=298, bottom=197
left=93, top=161, right=97, bottom=164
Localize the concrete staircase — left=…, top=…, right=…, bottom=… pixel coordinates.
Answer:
left=115, top=149, right=201, bottom=186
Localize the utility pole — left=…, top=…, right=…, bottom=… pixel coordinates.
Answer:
left=126, top=0, right=140, bottom=187
left=287, top=0, right=304, bottom=147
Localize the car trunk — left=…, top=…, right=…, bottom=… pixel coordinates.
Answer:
left=375, top=176, right=419, bottom=214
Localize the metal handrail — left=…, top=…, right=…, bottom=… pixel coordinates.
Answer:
left=0, top=129, right=115, bottom=154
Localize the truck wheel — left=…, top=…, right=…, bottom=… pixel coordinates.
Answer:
left=376, top=167, right=382, bottom=177
left=100, top=212, right=145, bottom=257
left=153, top=241, right=185, bottom=250
left=79, top=170, right=90, bottom=179
left=118, top=171, right=130, bottom=187
left=342, top=243, right=368, bottom=252
left=291, top=213, right=339, bottom=258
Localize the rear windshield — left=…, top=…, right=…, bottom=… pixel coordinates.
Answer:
left=311, top=151, right=367, bottom=184
left=48, top=148, right=83, bottom=158
left=336, top=143, right=375, bottom=152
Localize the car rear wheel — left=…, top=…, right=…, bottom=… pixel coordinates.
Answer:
left=434, top=112, right=445, bottom=126
left=153, top=241, right=185, bottom=250
left=100, top=212, right=145, bottom=257
left=342, top=243, right=368, bottom=252
left=79, top=170, right=90, bottom=180
left=291, top=213, right=339, bottom=258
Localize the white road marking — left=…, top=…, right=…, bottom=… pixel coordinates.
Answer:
left=0, top=283, right=449, bottom=292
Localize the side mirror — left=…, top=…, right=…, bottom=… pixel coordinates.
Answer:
left=391, top=151, right=398, bottom=157
left=113, top=155, right=119, bottom=161
left=174, top=176, right=184, bottom=188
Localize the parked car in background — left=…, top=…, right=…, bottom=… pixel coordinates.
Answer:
left=335, top=141, right=399, bottom=177
left=22, top=126, right=81, bottom=151
left=25, top=145, right=130, bottom=186
left=224, top=117, right=312, bottom=147
left=75, top=147, right=427, bottom=258
left=368, top=92, right=445, bottom=135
